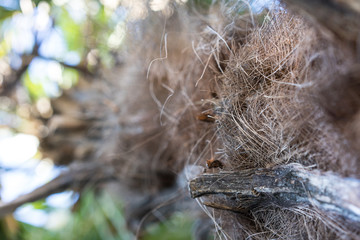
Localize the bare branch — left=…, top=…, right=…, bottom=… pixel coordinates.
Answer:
left=1, top=50, right=92, bottom=97
left=0, top=162, right=116, bottom=217
left=0, top=55, right=34, bottom=96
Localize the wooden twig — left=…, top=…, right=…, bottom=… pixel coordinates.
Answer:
left=189, top=164, right=360, bottom=222
left=0, top=162, right=116, bottom=217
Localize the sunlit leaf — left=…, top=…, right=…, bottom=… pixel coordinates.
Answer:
left=31, top=200, right=48, bottom=210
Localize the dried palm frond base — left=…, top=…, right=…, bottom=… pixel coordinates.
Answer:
left=112, top=0, right=360, bottom=238
left=2, top=0, right=360, bottom=239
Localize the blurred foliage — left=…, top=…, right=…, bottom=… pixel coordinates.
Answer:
left=0, top=0, right=124, bottom=103
left=6, top=190, right=195, bottom=240
left=30, top=199, right=48, bottom=210
left=23, top=71, right=47, bottom=100
left=0, top=216, right=19, bottom=240
left=56, top=10, right=84, bottom=53
left=19, top=190, right=134, bottom=240
left=143, top=212, right=195, bottom=240
left=0, top=8, right=16, bottom=21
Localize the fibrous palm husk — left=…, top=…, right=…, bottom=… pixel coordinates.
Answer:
left=5, top=0, right=360, bottom=239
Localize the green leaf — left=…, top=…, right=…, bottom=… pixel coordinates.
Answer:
left=0, top=8, right=17, bottom=21
left=31, top=200, right=48, bottom=210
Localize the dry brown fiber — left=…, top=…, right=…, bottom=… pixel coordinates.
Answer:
left=94, top=0, right=360, bottom=239
left=33, top=0, right=360, bottom=239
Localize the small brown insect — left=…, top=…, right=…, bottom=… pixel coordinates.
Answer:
left=197, top=112, right=216, bottom=122
left=206, top=159, right=224, bottom=169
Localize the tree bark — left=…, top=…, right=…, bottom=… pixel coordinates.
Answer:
left=189, top=164, right=360, bottom=222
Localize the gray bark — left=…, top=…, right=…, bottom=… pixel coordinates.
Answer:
left=189, top=164, right=360, bottom=222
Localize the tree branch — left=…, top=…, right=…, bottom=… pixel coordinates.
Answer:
left=189, top=164, right=360, bottom=222
left=1, top=50, right=92, bottom=97
left=0, top=55, right=34, bottom=96
left=0, top=162, right=117, bottom=217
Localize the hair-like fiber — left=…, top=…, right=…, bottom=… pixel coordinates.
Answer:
left=46, top=1, right=360, bottom=239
